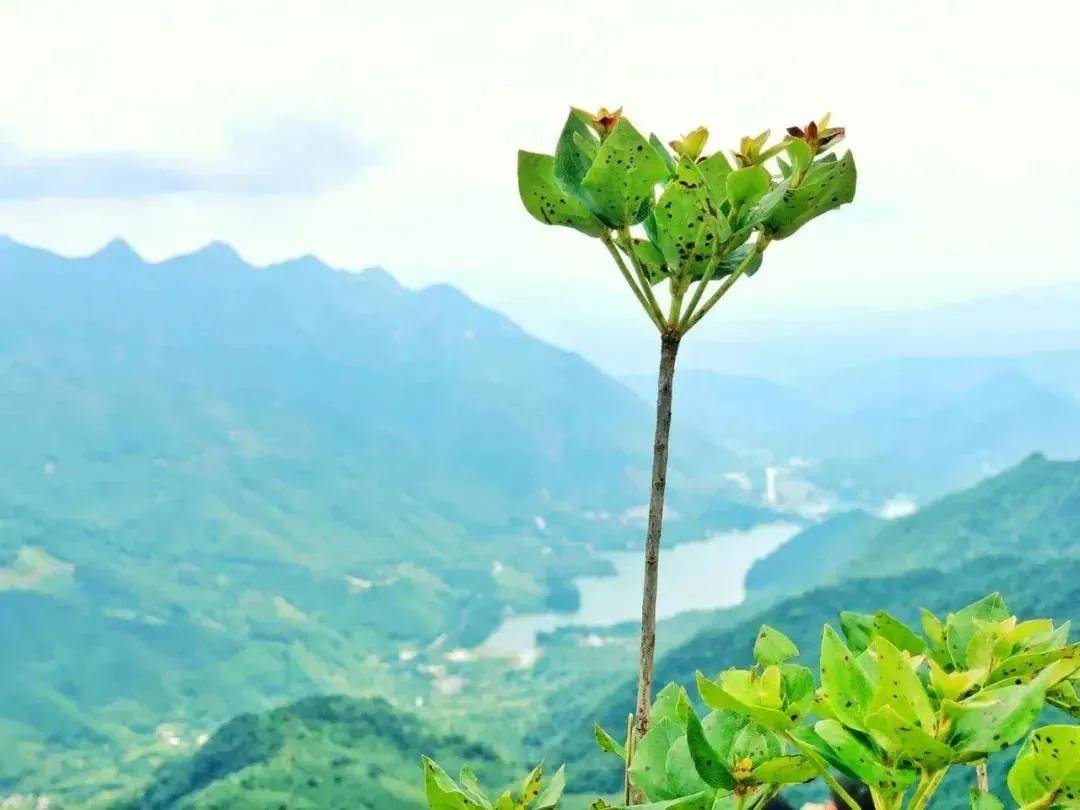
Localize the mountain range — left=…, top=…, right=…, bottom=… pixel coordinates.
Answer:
left=0, top=236, right=762, bottom=802
left=2, top=236, right=1077, bottom=807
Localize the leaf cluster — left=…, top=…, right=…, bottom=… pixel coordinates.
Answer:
left=423, top=757, right=566, bottom=809
left=596, top=594, right=1078, bottom=809
left=517, top=108, right=857, bottom=333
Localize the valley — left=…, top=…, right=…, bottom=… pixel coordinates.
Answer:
left=0, top=238, right=1077, bottom=807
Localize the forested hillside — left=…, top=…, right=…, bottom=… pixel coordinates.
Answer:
left=540, top=455, right=1080, bottom=797
left=0, top=238, right=761, bottom=801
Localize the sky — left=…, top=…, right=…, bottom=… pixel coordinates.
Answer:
left=2, top=1, right=1079, bottom=369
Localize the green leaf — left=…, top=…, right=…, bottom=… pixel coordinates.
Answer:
left=865, top=705, right=953, bottom=770
left=652, top=682, right=693, bottom=729
left=553, top=108, right=600, bottom=203
left=788, top=725, right=860, bottom=782
left=423, top=756, right=473, bottom=810
left=814, top=719, right=915, bottom=792
left=839, top=611, right=874, bottom=656
left=868, top=635, right=935, bottom=733
left=728, top=721, right=782, bottom=772
left=536, top=765, right=566, bottom=809
left=988, top=643, right=1080, bottom=687
left=872, top=611, right=927, bottom=656
left=946, top=593, right=1011, bottom=669
left=653, top=159, right=731, bottom=278
left=689, top=243, right=761, bottom=282
left=605, top=795, right=713, bottom=810
left=518, top=151, right=606, bottom=236
left=785, top=139, right=813, bottom=173
left=702, top=710, right=746, bottom=762
left=1007, top=725, right=1080, bottom=808
left=697, top=152, right=732, bottom=210
left=695, top=670, right=793, bottom=731
left=968, top=789, right=1005, bottom=810
left=594, top=724, right=627, bottom=761
left=754, top=626, right=800, bottom=667
left=945, top=673, right=1051, bottom=756
left=459, top=765, right=490, bottom=806
left=580, top=118, right=667, bottom=227
left=725, top=165, right=771, bottom=211
left=761, top=151, right=856, bottom=240
left=630, top=718, right=684, bottom=801
left=1048, top=678, right=1080, bottom=719
left=520, top=763, right=544, bottom=806
left=820, top=625, right=874, bottom=731
left=780, top=664, right=816, bottom=722
left=666, top=734, right=713, bottom=796
left=686, top=710, right=737, bottom=790
left=650, top=133, right=677, bottom=178
left=629, top=238, right=669, bottom=285
left=751, top=755, right=817, bottom=785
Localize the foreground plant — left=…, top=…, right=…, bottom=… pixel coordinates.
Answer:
left=517, top=109, right=857, bottom=741
left=423, top=757, right=566, bottom=809
left=588, top=593, right=1077, bottom=810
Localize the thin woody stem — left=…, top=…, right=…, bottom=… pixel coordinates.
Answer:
left=618, top=226, right=667, bottom=328
left=633, top=331, right=680, bottom=744
left=602, top=235, right=663, bottom=331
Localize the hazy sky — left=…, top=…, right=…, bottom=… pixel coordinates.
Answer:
left=2, top=1, right=1078, bottom=362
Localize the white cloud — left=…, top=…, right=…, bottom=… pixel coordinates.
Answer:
left=0, top=119, right=373, bottom=198
left=0, top=0, right=1077, bottom=366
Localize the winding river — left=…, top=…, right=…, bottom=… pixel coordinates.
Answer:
left=479, top=521, right=800, bottom=659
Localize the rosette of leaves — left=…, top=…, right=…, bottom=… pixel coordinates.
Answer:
left=517, top=108, right=857, bottom=334
left=798, top=594, right=1079, bottom=810
left=423, top=757, right=565, bottom=810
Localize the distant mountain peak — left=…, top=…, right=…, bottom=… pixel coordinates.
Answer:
left=358, top=265, right=403, bottom=291
left=190, top=240, right=244, bottom=264
left=90, top=237, right=142, bottom=263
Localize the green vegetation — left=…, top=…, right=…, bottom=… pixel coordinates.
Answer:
left=428, top=593, right=1078, bottom=810
left=127, top=696, right=507, bottom=809
left=518, top=106, right=857, bottom=741
left=423, top=759, right=565, bottom=809
left=0, top=238, right=770, bottom=803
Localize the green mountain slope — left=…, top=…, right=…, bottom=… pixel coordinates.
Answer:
left=745, top=453, right=1079, bottom=596
left=126, top=696, right=506, bottom=810
left=848, top=452, right=1080, bottom=576
left=623, top=360, right=1080, bottom=504
left=0, top=237, right=761, bottom=797
left=539, top=454, right=1080, bottom=795
left=743, top=508, right=885, bottom=599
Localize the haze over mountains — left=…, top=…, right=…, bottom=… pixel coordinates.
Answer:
left=1, top=236, right=1077, bottom=806
left=0, top=237, right=759, bottom=801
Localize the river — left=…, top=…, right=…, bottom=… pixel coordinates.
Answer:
left=479, top=522, right=800, bottom=659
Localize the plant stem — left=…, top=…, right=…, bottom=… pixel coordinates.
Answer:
left=633, top=330, right=681, bottom=742
left=623, top=713, right=634, bottom=805
left=677, top=251, right=723, bottom=330
left=667, top=276, right=689, bottom=326
left=909, top=767, right=949, bottom=810
left=682, top=240, right=767, bottom=332
left=976, top=762, right=989, bottom=793
left=601, top=235, right=663, bottom=332
left=619, top=227, right=667, bottom=327
left=784, top=732, right=862, bottom=810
